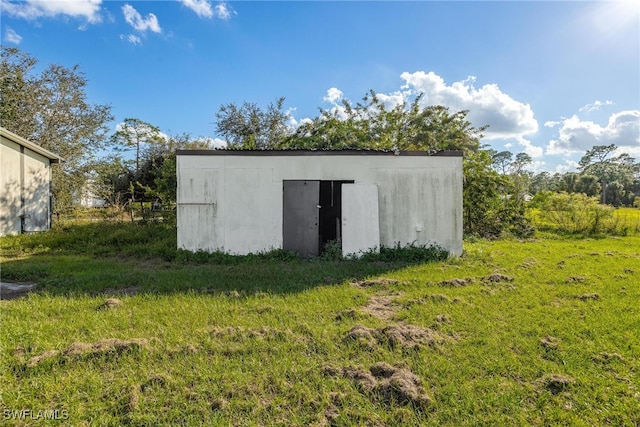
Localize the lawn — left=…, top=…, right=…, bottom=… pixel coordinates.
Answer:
left=1, top=222, right=639, bottom=425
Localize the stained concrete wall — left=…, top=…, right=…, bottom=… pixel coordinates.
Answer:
left=177, top=152, right=463, bottom=256
left=0, top=128, right=60, bottom=236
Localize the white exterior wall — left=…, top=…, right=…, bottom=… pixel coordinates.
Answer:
left=0, top=137, right=22, bottom=235
left=0, top=129, right=59, bottom=236
left=177, top=153, right=463, bottom=256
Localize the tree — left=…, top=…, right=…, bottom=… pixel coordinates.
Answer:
left=510, top=152, right=532, bottom=175
left=578, top=144, right=638, bottom=205
left=215, top=97, right=291, bottom=149
left=1, top=47, right=113, bottom=213
left=575, top=174, right=599, bottom=197
left=529, top=171, right=557, bottom=194
left=110, top=118, right=165, bottom=174
left=490, top=150, right=513, bottom=174
left=282, top=91, right=485, bottom=153
left=97, top=129, right=217, bottom=219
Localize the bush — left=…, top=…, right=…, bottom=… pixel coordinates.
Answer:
left=537, top=192, right=614, bottom=234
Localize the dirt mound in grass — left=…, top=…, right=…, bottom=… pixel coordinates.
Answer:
left=482, top=274, right=514, bottom=284
left=344, top=324, right=455, bottom=350
left=380, top=324, right=454, bottom=349
left=26, top=338, right=149, bottom=367
left=25, top=350, right=60, bottom=368
left=98, top=298, right=123, bottom=310
left=209, top=326, right=291, bottom=341
left=539, top=336, right=559, bottom=349
left=577, top=293, right=599, bottom=301
left=438, top=277, right=473, bottom=287
left=344, top=325, right=377, bottom=348
left=592, top=352, right=625, bottom=364
left=539, top=374, right=575, bottom=394
left=323, top=362, right=431, bottom=409
left=352, top=278, right=402, bottom=288
left=361, top=295, right=401, bottom=320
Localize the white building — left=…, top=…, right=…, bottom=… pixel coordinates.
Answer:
left=0, top=127, right=62, bottom=236
left=176, top=150, right=463, bottom=257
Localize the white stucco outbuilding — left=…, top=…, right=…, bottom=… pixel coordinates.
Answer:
left=176, top=150, right=463, bottom=257
left=0, top=127, right=62, bottom=236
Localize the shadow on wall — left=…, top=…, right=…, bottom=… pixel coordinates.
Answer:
left=0, top=168, right=51, bottom=235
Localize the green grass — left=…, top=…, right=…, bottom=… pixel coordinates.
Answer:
left=1, top=223, right=639, bottom=426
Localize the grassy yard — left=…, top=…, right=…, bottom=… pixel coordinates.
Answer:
left=1, top=223, right=639, bottom=425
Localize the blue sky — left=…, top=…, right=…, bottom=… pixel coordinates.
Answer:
left=1, top=0, right=639, bottom=172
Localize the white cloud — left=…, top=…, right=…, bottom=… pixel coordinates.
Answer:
left=516, top=136, right=544, bottom=158
left=375, top=91, right=409, bottom=110
left=323, top=88, right=343, bottom=104
left=122, top=4, right=161, bottom=33
left=555, top=160, right=580, bottom=174
left=400, top=71, right=539, bottom=140
left=215, top=2, right=233, bottom=20
left=1, top=0, right=102, bottom=23
left=546, top=110, right=640, bottom=155
left=544, top=120, right=562, bottom=128
left=4, top=28, right=22, bottom=44
left=180, top=0, right=213, bottom=18
left=120, top=34, right=141, bottom=45
left=283, top=107, right=312, bottom=129
left=579, top=100, right=614, bottom=112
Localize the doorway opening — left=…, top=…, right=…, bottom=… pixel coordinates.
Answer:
left=282, top=180, right=353, bottom=257
left=319, top=180, right=353, bottom=252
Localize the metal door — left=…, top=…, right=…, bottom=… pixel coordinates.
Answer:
left=342, top=183, right=380, bottom=257
left=283, top=180, right=320, bottom=257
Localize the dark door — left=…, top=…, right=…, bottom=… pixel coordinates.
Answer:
left=283, top=180, right=320, bottom=257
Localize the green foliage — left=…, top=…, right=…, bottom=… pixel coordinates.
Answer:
left=110, top=118, right=165, bottom=174
left=577, top=144, right=638, bottom=206
left=463, top=151, right=533, bottom=238
left=537, top=192, right=616, bottom=234
left=359, top=243, right=450, bottom=263
left=280, top=91, right=485, bottom=153
left=175, top=248, right=301, bottom=264
left=0, top=47, right=113, bottom=213
left=96, top=128, right=217, bottom=219
left=527, top=145, right=639, bottom=208
left=215, top=97, right=290, bottom=148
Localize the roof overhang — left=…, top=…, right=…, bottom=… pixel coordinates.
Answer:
left=176, top=149, right=463, bottom=157
left=0, top=126, right=64, bottom=163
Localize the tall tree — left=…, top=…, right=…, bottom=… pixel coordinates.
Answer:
left=578, top=144, right=638, bottom=205
left=489, top=150, right=513, bottom=174
left=1, top=47, right=113, bottom=213
left=110, top=118, right=165, bottom=174
left=215, top=97, right=291, bottom=149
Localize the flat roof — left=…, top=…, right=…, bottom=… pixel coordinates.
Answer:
left=0, top=126, right=63, bottom=163
left=176, top=149, right=463, bottom=157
